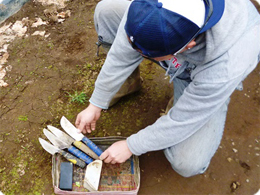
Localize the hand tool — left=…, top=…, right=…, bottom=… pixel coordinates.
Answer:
left=60, top=116, right=103, bottom=156
left=39, top=138, right=86, bottom=168
left=47, top=125, right=99, bottom=159
left=84, top=160, right=103, bottom=191
left=43, top=129, right=93, bottom=164
left=59, top=162, right=73, bottom=191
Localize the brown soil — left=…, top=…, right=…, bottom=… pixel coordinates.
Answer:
left=0, top=0, right=259, bottom=194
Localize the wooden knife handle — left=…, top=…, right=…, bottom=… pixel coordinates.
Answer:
left=81, top=137, right=103, bottom=156
left=60, top=150, right=86, bottom=168
left=68, top=146, right=93, bottom=164
left=73, top=141, right=99, bottom=160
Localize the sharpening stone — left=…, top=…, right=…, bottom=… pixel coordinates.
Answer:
left=59, top=162, right=73, bottom=191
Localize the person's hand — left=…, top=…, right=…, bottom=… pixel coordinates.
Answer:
left=100, top=140, right=132, bottom=164
left=75, top=103, right=102, bottom=134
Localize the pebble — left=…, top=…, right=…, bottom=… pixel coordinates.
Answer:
left=5, top=65, right=12, bottom=72
left=32, top=18, right=47, bottom=27
left=32, top=30, right=46, bottom=36
left=25, top=80, right=34, bottom=85
left=227, top=157, right=233, bottom=162
left=230, top=181, right=241, bottom=192
left=232, top=148, right=238, bottom=153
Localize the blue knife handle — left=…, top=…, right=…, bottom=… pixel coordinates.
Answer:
left=81, top=137, right=103, bottom=156
left=68, top=146, right=93, bottom=164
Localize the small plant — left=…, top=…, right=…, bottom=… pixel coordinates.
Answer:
left=67, top=91, right=88, bottom=104
left=18, top=115, right=28, bottom=121
left=47, top=42, right=54, bottom=49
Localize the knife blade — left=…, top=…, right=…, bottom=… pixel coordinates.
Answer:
left=43, top=129, right=94, bottom=165
left=39, top=138, right=86, bottom=168
left=60, top=116, right=103, bottom=156
left=47, top=125, right=99, bottom=159
left=47, top=125, right=74, bottom=143
left=43, top=128, right=68, bottom=149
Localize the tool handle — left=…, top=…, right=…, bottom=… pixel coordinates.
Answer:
left=81, top=137, right=103, bottom=156
left=60, top=150, right=86, bottom=168
left=68, top=145, right=93, bottom=164
left=73, top=141, right=99, bottom=160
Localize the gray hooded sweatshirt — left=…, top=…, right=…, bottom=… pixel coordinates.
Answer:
left=89, top=0, right=260, bottom=156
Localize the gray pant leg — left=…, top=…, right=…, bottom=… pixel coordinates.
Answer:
left=164, top=78, right=229, bottom=177
left=94, top=0, right=130, bottom=51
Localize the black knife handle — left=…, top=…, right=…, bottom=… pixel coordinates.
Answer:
left=59, top=150, right=86, bottom=168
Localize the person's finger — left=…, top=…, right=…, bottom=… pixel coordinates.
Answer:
left=78, top=121, right=88, bottom=134
left=104, top=156, right=113, bottom=163
left=91, top=121, right=96, bottom=131
left=82, top=125, right=87, bottom=134
left=85, top=123, right=92, bottom=133
left=78, top=121, right=85, bottom=132
left=99, top=150, right=108, bottom=160
left=75, top=117, right=81, bottom=128
left=81, top=126, right=86, bottom=134
left=111, top=160, right=117, bottom=164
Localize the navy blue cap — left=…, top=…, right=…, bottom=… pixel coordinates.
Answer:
left=125, top=0, right=225, bottom=58
left=201, top=0, right=225, bottom=33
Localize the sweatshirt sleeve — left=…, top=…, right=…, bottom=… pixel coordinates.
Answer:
left=89, top=9, right=143, bottom=109
left=126, top=71, right=245, bottom=156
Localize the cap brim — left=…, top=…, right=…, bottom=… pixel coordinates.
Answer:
left=200, top=0, right=225, bottom=33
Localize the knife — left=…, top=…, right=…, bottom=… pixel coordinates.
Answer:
left=38, top=138, right=86, bottom=168
left=47, top=125, right=99, bottom=160
left=43, top=129, right=93, bottom=165
left=60, top=116, right=103, bottom=156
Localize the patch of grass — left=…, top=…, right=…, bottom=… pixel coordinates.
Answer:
left=66, top=91, right=88, bottom=104
left=18, top=115, right=28, bottom=121
left=47, top=42, right=54, bottom=49
left=47, top=65, right=53, bottom=69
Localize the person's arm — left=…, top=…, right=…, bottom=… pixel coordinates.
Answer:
left=89, top=9, right=143, bottom=109
left=76, top=7, right=143, bottom=132
left=127, top=66, right=246, bottom=156
left=97, top=62, right=248, bottom=163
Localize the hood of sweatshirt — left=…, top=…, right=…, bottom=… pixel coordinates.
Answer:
left=178, top=0, right=260, bottom=65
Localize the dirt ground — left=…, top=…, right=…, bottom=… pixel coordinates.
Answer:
left=0, top=0, right=259, bottom=194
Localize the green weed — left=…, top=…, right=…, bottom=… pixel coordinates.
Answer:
left=67, top=91, right=88, bottom=104
left=18, top=115, right=28, bottom=121
left=47, top=42, right=54, bottom=49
